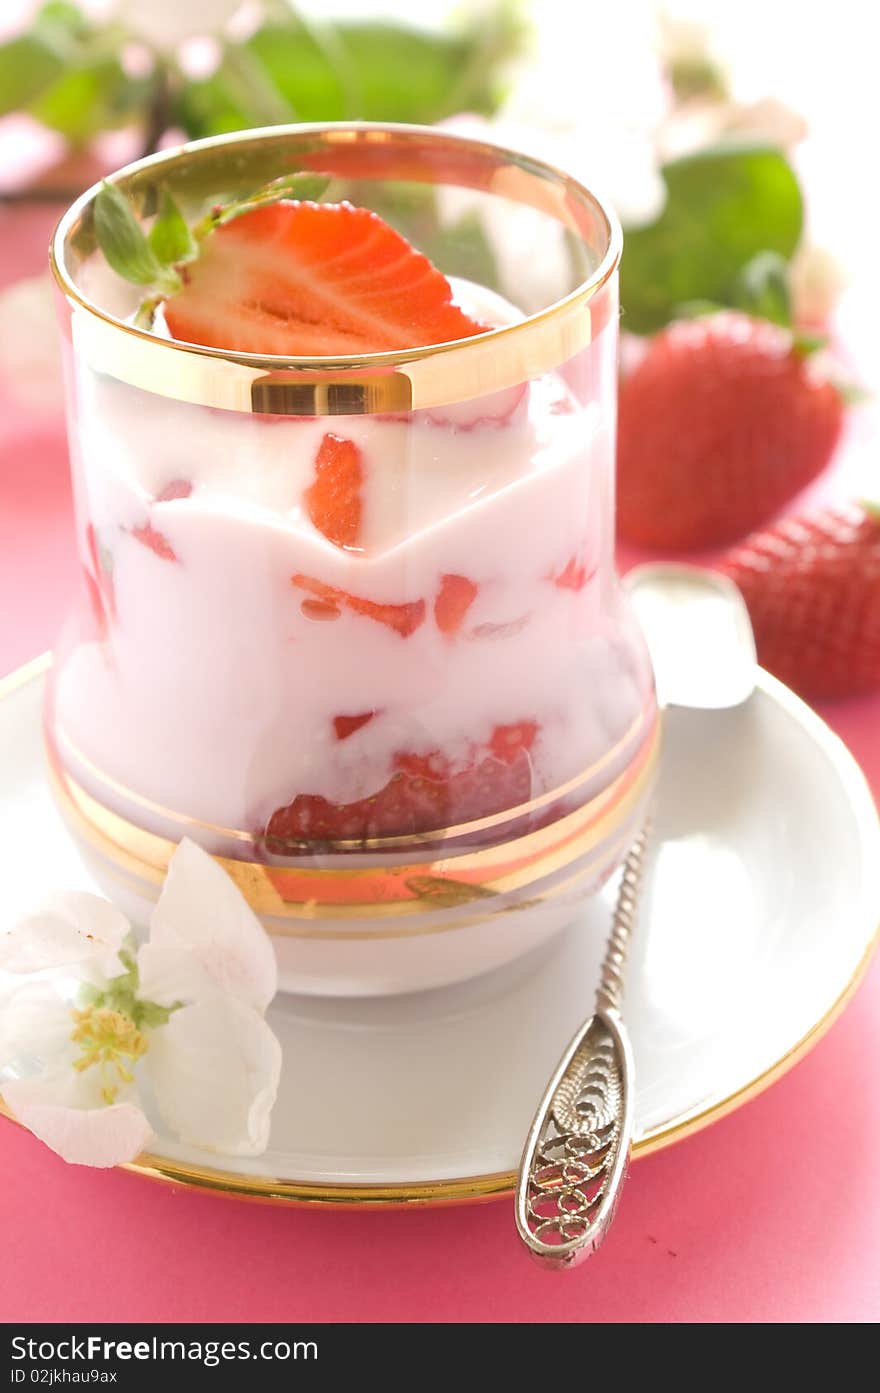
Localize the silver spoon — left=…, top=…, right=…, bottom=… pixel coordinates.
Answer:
left=515, top=565, right=757, bottom=1269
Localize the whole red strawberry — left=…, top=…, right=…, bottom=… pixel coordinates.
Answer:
left=720, top=504, right=880, bottom=698
left=617, top=313, right=844, bottom=549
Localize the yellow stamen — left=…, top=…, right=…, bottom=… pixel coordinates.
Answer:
left=70, top=1006, right=148, bottom=1105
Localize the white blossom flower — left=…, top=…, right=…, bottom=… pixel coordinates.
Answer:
left=655, top=7, right=807, bottom=158
left=114, top=0, right=244, bottom=51
left=789, top=243, right=848, bottom=329
left=657, top=94, right=808, bottom=164
left=434, top=3, right=668, bottom=315
left=0, top=274, right=64, bottom=415
left=0, top=840, right=280, bottom=1168
left=496, top=0, right=670, bottom=227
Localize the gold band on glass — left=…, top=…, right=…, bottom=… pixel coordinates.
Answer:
left=51, top=124, right=621, bottom=416
left=53, top=702, right=655, bottom=850
left=48, top=718, right=660, bottom=933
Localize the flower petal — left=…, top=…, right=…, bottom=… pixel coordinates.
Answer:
left=0, top=892, right=129, bottom=978
left=149, top=839, right=276, bottom=1012
left=1, top=1074, right=153, bottom=1167
left=145, top=991, right=281, bottom=1156
left=115, top=0, right=244, bottom=51
left=0, top=981, right=75, bottom=1071
left=136, top=935, right=211, bottom=1010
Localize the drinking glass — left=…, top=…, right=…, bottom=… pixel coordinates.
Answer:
left=48, top=124, right=658, bottom=995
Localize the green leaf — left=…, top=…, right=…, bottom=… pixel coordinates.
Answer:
left=94, top=181, right=169, bottom=288
left=149, top=190, right=196, bottom=266
left=443, top=0, right=529, bottom=115
left=171, top=67, right=283, bottom=140
left=0, top=0, right=95, bottom=116
left=227, top=22, right=347, bottom=125
left=174, top=8, right=523, bottom=140
left=27, top=54, right=142, bottom=144
left=0, top=1, right=144, bottom=136
left=244, top=20, right=476, bottom=124
left=36, top=2, right=88, bottom=34
left=729, top=250, right=792, bottom=326
left=171, top=73, right=248, bottom=140
left=673, top=299, right=728, bottom=320
left=621, top=144, right=804, bottom=334
left=171, top=42, right=295, bottom=139
left=0, top=31, right=67, bottom=115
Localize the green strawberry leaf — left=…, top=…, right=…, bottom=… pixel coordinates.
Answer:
left=791, top=330, right=829, bottom=358
left=190, top=172, right=332, bottom=243
left=148, top=190, right=196, bottom=266
left=96, top=173, right=334, bottom=305
left=215, top=172, right=332, bottom=223
left=621, top=144, right=804, bottom=334
left=94, top=181, right=178, bottom=290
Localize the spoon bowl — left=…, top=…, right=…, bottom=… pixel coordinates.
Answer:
left=623, top=563, right=757, bottom=710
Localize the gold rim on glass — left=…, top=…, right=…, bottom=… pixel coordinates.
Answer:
left=1, top=656, right=878, bottom=1207
left=50, top=123, right=622, bottom=415
left=46, top=719, right=660, bottom=931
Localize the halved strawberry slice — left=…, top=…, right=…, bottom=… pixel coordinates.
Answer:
left=333, top=712, right=376, bottom=741
left=129, top=483, right=192, bottom=563
left=263, top=721, right=539, bottom=846
left=85, top=524, right=115, bottom=617
left=131, top=522, right=178, bottom=562
left=305, top=433, right=363, bottom=549
left=156, top=479, right=193, bottom=502
left=81, top=523, right=115, bottom=639
left=292, top=574, right=425, bottom=637
left=434, top=574, right=479, bottom=635
left=551, top=557, right=593, bottom=591
left=489, top=721, right=538, bottom=763
left=164, top=201, right=488, bottom=356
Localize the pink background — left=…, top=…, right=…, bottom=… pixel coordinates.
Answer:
left=2, top=151, right=880, bottom=1326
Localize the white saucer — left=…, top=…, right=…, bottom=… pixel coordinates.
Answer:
left=2, top=656, right=879, bottom=1205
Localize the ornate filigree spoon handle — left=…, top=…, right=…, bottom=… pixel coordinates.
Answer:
left=515, top=823, right=651, bottom=1269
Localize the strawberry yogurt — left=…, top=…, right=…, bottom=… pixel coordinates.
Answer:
left=54, top=336, right=650, bottom=831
